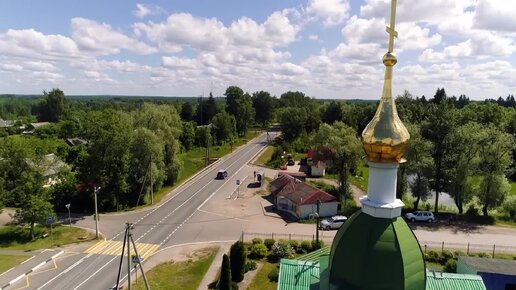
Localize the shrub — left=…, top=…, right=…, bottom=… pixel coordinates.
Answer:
left=264, top=238, right=275, bottom=250
left=230, top=241, right=246, bottom=282
left=477, top=252, right=489, bottom=258
left=250, top=243, right=268, bottom=259
left=311, top=240, right=324, bottom=251
left=252, top=238, right=263, bottom=245
left=454, top=250, right=466, bottom=257
left=300, top=241, right=312, bottom=253
left=443, top=259, right=457, bottom=273
left=466, top=205, right=479, bottom=217
left=440, top=250, right=454, bottom=265
left=244, top=260, right=258, bottom=272
left=513, top=255, right=516, bottom=260
left=219, top=254, right=231, bottom=290
left=426, top=250, right=440, bottom=263
left=289, top=240, right=299, bottom=250
left=268, top=267, right=279, bottom=282
left=270, top=241, right=293, bottom=262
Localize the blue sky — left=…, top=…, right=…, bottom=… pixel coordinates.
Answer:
left=0, top=0, right=515, bottom=99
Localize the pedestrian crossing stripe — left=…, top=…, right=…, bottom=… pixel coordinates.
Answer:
left=84, top=240, right=160, bottom=260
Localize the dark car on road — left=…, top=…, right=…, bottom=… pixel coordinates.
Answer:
left=216, top=170, right=228, bottom=179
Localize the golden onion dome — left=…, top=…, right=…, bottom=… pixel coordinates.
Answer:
left=361, top=52, right=409, bottom=163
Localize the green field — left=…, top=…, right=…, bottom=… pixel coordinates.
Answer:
left=0, top=254, right=30, bottom=274
left=247, top=262, right=279, bottom=290
left=254, top=146, right=275, bottom=167
left=0, top=225, right=96, bottom=250
left=133, top=248, right=217, bottom=290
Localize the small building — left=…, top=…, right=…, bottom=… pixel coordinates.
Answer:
left=0, top=119, right=14, bottom=128
left=457, top=256, right=516, bottom=290
left=66, top=138, right=88, bottom=146
left=22, top=122, right=51, bottom=134
left=311, top=160, right=326, bottom=177
left=270, top=174, right=338, bottom=219
left=27, top=153, right=68, bottom=187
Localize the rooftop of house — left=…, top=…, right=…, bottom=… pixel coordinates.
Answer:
left=26, top=153, right=67, bottom=176
left=0, top=119, right=14, bottom=128
left=270, top=174, right=337, bottom=205
left=66, top=138, right=88, bottom=146
left=459, top=256, right=516, bottom=276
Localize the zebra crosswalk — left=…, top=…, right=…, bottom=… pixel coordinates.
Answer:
left=84, top=240, right=160, bottom=260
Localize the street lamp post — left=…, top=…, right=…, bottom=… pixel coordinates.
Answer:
left=65, top=203, right=71, bottom=226
left=94, top=186, right=101, bottom=239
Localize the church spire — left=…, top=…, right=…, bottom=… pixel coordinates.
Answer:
left=361, top=0, right=409, bottom=164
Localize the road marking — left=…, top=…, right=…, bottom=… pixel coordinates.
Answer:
left=197, top=209, right=249, bottom=222
left=20, top=256, right=35, bottom=265
left=83, top=240, right=159, bottom=259
left=11, top=275, right=29, bottom=290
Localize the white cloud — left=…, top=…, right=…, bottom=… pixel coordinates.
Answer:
left=101, top=60, right=151, bottom=72
left=133, top=3, right=165, bottom=19
left=0, top=29, right=79, bottom=60
left=71, top=17, right=157, bottom=55
left=307, top=0, right=350, bottom=26
left=474, top=0, right=516, bottom=32
left=0, top=63, right=23, bottom=72
left=23, top=61, right=57, bottom=72
left=308, top=34, right=319, bottom=41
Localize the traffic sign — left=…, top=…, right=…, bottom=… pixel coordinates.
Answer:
left=48, top=216, right=53, bottom=225
left=132, top=255, right=140, bottom=264
left=236, top=179, right=240, bottom=185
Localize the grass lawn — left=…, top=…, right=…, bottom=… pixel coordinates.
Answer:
left=425, top=262, right=444, bottom=271
left=254, top=146, right=275, bottom=167
left=348, top=161, right=369, bottom=191
left=0, top=254, right=30, bottom=274
left=132, top=248, right=217, bottom=290
left=510, top=182, right=516, bottom=195
left=0, top=225, right=96, bottom=250
left=247, top=262, right=279, bottom=290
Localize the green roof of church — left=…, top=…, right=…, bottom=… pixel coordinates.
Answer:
left=426, top=272, right=486, bottom=290
left=328, top=211, right=426, bottom=290
left=277, top=259, right=320, bottom=290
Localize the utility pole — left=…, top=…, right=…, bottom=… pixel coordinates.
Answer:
left=94, top=186, right=101, bottom=239
left=316, top=199, right=321, bottom=245
left=150, top=155, right=153, bottom=205
left=65, top=203, right=71, bottom=226
left=115, top=223, right=150, bottom=290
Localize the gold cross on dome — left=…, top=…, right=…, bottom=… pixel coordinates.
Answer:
left=386, top=0, right=398, bottom=53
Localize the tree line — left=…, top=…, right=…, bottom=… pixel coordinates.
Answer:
left=1, top=86, right=516, bottom=239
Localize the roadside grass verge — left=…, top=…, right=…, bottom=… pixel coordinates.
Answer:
left=133, top=247, right=217, bottom=290
left=0, top=225, right=96, bottom=250
left=0, top=254, right=30, bottom=274
left=348, top=161, right=369, bottom=192
left=254, top=146, right=275, bottom=167
left=247, top=262, right=278, bottom=290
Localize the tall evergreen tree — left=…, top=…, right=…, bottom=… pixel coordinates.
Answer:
left=230, top=241, right=246, bottom=282
left=219, top=254, right=232, bottom=290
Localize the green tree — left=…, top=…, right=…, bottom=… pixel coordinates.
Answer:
left=311, top=122, right=362, bottom=197
left=422, top=103, right=457, bottom=213
left=219, top=254, right=232, bottom=290
left=252, top=91, right=275, bottom=128
left=224, top=86, right=255, bottom=136
left=476, top=126, right=514, bottom=216
left=180, top=101, right=195, bottom=122
left=180, top=121, right=196, bottom=151
left=230, top=241, right=246, bottom=282
left=406, top=124, right=433, bottom=210
left=322, top=101, right=343, bottom=124
left=211, top=112, right=236, bottom=144
left=501, top=195, right=516, bottom=220
left=444, top=123, right=483, bottom=213
left=81, top=109, right=133, bottom=210
left=195, top=125, right=212, bottom=148
left=39, top=88, right=66, bottom=122
left=129, top=128, right=164, bottom=205
left=278, top=107, right=307, bottom=141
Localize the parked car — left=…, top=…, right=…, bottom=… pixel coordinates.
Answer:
left=216, top=170, right=228, bottom=179
left=287, top=159, right=295, bottom=166
left=405, top=211, right=435, bottom=223
left=320, top=215, right=347, bottom=230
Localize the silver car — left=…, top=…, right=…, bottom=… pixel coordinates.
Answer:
left=319, top=215, right=347, bottom=230
left=405, top=211, right=435, bottom=223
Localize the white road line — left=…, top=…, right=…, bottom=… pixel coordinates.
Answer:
left=20, top=256, right=35, bottom=265
left=197, top=209, right=249, bottom=222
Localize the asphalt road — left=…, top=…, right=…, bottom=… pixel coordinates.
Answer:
left=24, top=132, right=271, bottom=290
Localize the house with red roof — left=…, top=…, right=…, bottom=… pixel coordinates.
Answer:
left=270, top=174, right=338, bottom=219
